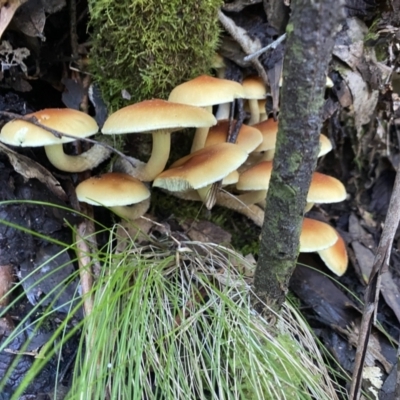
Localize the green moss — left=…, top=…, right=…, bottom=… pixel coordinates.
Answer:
left=88, top=0, right=223, bottom=111
left=364, top=18, right=380, bottom=44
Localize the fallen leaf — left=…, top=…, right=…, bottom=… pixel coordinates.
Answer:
left=0, top=142, right=68, bottom=201
left=0, top=0, right=28, bottom=38
left=13, top=0, right=45, bottom=39
left=182, top=219, right=232, bottom=244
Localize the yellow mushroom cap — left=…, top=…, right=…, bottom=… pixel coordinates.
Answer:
left=153, top=143, right=248, bottom=192
left=0, top=108, right=99, bottom=146
left=300, top=218, right=339, bottom=252
left=318, top=134, right=332, bottom=157
left=222, top=170, right=239, bottom=186
left=252, top=119, right=278, bottom=152
left=318, top=234, right=348, bottom=276
left=242, top=76, right=267, bottom=99
left=204, top=120, right=263, bottom=153
left=102, top=99, right=217, bottom=134
left=76, top=172, right=150, bottom=207
left=237, top=161, right=273, bottom=191
left=168, top=75, right=244, bottom=107
left=307, top=172, right=347, bottom=203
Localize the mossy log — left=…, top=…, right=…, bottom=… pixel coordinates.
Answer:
left=88, top=0, right=223, bottom=111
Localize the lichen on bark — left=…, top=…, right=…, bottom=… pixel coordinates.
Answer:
left=87, top=0, right=223, bottom=111
left=252, top=0, right=345, bottom=312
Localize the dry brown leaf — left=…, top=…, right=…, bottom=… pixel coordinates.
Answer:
left=181, top=219, right=232, bottom=244
left=0, top=142, right=67, bottom=201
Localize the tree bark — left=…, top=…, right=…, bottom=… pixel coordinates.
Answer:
left=253, top=0, right=345, bottom=311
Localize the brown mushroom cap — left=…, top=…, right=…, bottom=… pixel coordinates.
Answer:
left=76, top=172, right=150, bottom=206
left=168, top=75, right=244, bottom=107
left=153, top=143, right=248, bottom=192
left=102, top=99, right=216, bottom=134
left=307, top=172, right=347, bottom=203
left=0, top=108, right=98, bottom=146
left=318, top=234, right=348, bottom=276
left=204, top=120, right=263, bottom=153
left=300, top=218, right=339, bottom=252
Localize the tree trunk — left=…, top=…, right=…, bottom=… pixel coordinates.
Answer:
left=253, top=0, right=345, bottom=312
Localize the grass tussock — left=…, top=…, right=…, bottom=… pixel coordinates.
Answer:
left=68, top=223, right=342, bottom=400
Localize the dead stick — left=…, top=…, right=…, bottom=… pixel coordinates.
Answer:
left=349, top=166, right=400, bottom=399
left=75, top=218, right=95, bottom=317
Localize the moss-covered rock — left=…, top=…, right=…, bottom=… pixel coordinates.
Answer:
left=88, top=0, right=223, bottom=111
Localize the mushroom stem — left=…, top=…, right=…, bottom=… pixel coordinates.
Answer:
left=216, top=191, right=265, bottom=226
left=215, top=103, right=231, bottom=120
left=113, top=131, right=171, bottom=182
left=139, top=131, right=172, bottom=181
left=191, top=105, right=213, bottom=153
left=44, top=143, right=111, bottom=172
left=235, top=190, right=267, bottom=206
left=197, top=185, right=211, bottom=203
left=110, top=198, right=151, bottom=221
left=259, top=150, right=275, bottom=161
left=248, top=99, right=260, bottom=125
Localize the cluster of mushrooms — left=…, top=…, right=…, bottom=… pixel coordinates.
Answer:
left=0, top=74, right=348, bottom=276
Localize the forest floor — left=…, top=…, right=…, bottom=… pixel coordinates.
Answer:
left=0, top=0, right=400, bottom=399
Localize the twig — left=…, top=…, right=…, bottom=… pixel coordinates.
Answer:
left=243, top=33, right=287, bottom=62
left=75, top=218, right=95, bottom=317
left=218, top=10, right=270, bottom=87
left=349, top=166, right=400, bottom=399
left=0, top=111, right=139, bottom=169
left=69, top=0, right=79, bottom=61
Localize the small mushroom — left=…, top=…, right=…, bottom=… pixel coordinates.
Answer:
left=0, top=108, right=111, bottom=172
left=153, top=142, right=248, bottom=209
left=168, top=75, right=244, bottom=152
left=317, top=233, right=348, bottom=276
left=299, top=218, right=340, bottom=252
left=204, top=120, right=263, bottom=154
left=242, top=76, right=267, bottom=125
left=76, top=172, right=151, bottom=220
left=305, top=172, right=347, bottom=212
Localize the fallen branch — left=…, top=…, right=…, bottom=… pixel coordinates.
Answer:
left=349, top=165, right=400, bottom=399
